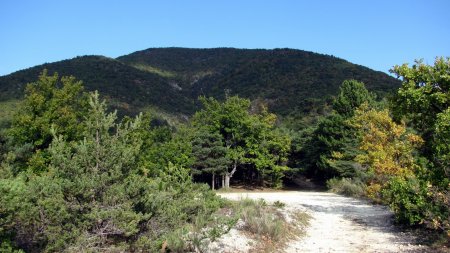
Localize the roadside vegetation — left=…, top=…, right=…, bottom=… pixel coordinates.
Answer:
left=0, top=57, right=448, bottom=251
left=227, top=198, right=310, bottom=252
left=312, top=58, right=449, bottom=243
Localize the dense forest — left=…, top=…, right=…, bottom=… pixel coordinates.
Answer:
left=0, top=48, right=400, bottom=117
left=0, top=52, right=448, bottom=251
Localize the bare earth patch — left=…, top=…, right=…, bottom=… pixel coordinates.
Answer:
left=216, top=191, right=430, bottom=253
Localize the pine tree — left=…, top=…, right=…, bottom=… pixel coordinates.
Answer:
left=303, top=80, right=372, bottom=181
left=192, top=128, right=231, bottom=189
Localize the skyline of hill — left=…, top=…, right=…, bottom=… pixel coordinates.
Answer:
left=0, top=47, right=400, bottom=117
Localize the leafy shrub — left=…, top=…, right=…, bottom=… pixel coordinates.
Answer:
left=382, top=176, right=428, bottom=225
left=327, top=177, right=366, bottom=197
left=383, top=176, right=449, bottom=234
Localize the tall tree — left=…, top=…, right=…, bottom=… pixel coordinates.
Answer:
left=302, top=80, right=372, bottom=181
left=9, top=70, right=88, bottom=149
left=6, top=70, right=88, bottom=173
left=192, top=96, right=290, bottom=188
left=389, top=58, right=449, bottom=232
left=333, top=79, right=374, bottom=117
left=304, top=114, right=360, bottom=180
left=191, top=128, right=231, bottom=189
left=351, top=105, right=423, bottom=200
left=390, top=57, right=449, bottom=157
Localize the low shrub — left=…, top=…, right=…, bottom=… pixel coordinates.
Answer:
left=273, top=200, right=286, bottom=208
left=383, top=176, right=449, bottom=235
left=233, top=198, right=286, bottom=242
left=327, top=177, right=366, bottom=197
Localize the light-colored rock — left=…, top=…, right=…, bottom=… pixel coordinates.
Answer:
left=207, top=228, right=255, bottom=253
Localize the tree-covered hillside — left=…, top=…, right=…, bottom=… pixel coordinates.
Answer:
left=0, top=53, right=448, bottom=251
left=0, top=56, right=193, bottom=115
left=0, top=48, right=400, bottom=117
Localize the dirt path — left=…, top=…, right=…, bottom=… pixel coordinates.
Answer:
left=219, top=191, right=428, bottom=253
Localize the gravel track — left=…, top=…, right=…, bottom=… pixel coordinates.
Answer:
left=218, top=191, right=428, bottom=253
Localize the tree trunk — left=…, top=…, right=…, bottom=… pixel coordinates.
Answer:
left=224, top=162, right=238, bottom=189
left=212, top=174, right=215, bottom=190
left=224, top=173, right=230, bottom=189
left=222, top=175, right=225, bottom=188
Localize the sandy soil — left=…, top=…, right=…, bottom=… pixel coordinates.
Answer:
left=217, top=191, right=429, bottom=253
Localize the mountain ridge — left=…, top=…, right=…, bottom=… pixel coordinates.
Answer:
left=0, top=47, right=400, bottom=117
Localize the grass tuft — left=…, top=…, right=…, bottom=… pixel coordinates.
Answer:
left=327, top=177, right=366, bottom=197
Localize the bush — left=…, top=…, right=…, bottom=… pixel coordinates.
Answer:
left=382, top=176, right=427, bottom=225
left=383, top=176, right=449, bottom=234
left=327, top=177, right=366, bottom=197
left=0, top=93, right=232, bottom=252
left=234, top=198, right=286, bottom=242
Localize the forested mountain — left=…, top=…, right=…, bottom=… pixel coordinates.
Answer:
left=0, top=55, right=192, bottom=114
left=1, top=49, right=448, bottom=251
left=0, top=48, right=400, bottom=116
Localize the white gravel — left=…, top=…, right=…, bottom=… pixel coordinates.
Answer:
left=207, top=227, right=256, bottom=253
left=216, top=191, right=428, bottom=253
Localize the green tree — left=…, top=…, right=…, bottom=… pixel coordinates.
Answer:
left=6, top=70, right=88, bottom=174
left=333, top=79, right=374, bottom=117
left=134, top=113, right=193, bottom=177
left=304, top=114, right=360, bottom=180
left=390, top=57, right=449, bottom=155
left=434, top=108, right=450, bottom=171
left=191, top=128, right=231, bottom=189
left=302, top=80, right=372, bottom=181
left=0, top=92, right=228, bottom=252
left=390, top=58, right=450, bottom=233
left=193, top=96, right=290, bottom=188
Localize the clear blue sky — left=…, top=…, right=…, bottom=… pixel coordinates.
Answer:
left=0, top=0, right=449, bottom=76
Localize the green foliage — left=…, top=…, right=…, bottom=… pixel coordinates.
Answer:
left=192, top=95, right=290, bottom=188
left=0, top=92, right=230, bottom=252
left=389, top=58, right=449, bottom=234
left=434, top=108, right=450, bottom=173
left=0, top=100, right=21, bottom=130
left=136, top=115, right=193, bottom=177
left=301, top=80, right=373, bottom=181
left=382, top=176, right=428, bottom=225
left=305, top=113, right=360, bottom=180
left=390, top=57, right=449, bottom=144
left=192, top=129, right=230, bottom=175
left=191, top=128, right=231, bottom=189
left=9, top=70, right=88, bottom=148
left=5, top=71, right=89, bottom=175
left=0, top=48, right=400, bottom=118
left=333, top=79, right=374, bottom=117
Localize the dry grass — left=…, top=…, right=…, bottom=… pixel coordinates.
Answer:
left=230, top=198, right=311, bottom=252
left=327, top=177, right=366, bottom=197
